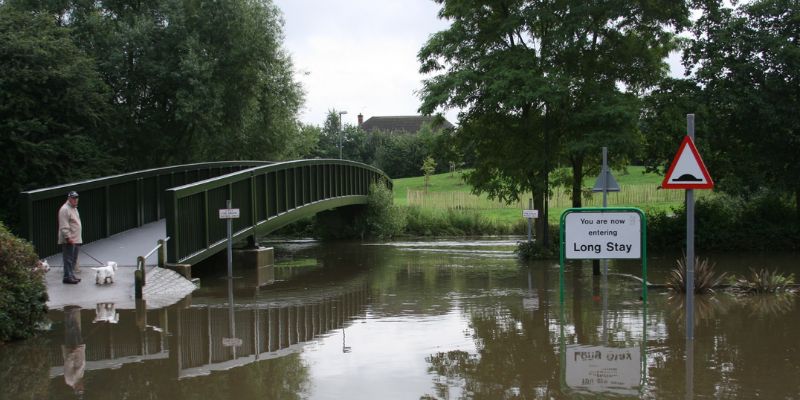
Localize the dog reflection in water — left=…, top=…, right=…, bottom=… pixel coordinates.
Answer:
left=93, top=302, right=119, bottom=324
left=92, top=261, right=117, bottom=285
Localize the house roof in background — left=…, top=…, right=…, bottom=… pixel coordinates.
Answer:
left=360, top=115, right=454, bottom=134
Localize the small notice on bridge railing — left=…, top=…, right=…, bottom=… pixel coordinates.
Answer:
left=219, top=208, right=240, bottom=219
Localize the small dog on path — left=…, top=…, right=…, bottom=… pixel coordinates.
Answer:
left=92, top=261, right=118, bottom=285
left=35, top=259, right=50, bottom=273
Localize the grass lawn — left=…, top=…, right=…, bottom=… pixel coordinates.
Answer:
left=392, top=166, right=692, bottom=226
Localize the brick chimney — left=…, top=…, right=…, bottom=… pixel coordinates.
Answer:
left=357, top=113, right=364, bottom=126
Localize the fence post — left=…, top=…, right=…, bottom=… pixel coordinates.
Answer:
left=157, top=239, right=166, bottom=268
left=135, top=256, right=145, bottom=299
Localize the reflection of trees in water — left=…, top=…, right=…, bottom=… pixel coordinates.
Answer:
left=422, top=268, right=559, bottom=399
left=0, top=337, right=50, bottom=399
left=176, top=353, right=309, bottom=400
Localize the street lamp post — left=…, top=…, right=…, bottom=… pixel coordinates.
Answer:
left=338, top=111, right=347, bottom=159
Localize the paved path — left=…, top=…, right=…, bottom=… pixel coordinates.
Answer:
left=44, top=220, right=166, bottom=268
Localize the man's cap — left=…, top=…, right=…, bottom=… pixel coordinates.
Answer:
left=67, top=191, right=79, bottom=198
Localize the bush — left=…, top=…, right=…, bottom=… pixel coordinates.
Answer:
left=647, top=191, right=799, bottom=252
left=666, top=255, right=727, bottom=294
left=0, top=221, right=49, bottom=342
left=729, top=268, right=796, bottom=294
left=363, top=183, right=406, bottom=239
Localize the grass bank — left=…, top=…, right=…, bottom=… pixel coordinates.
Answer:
left=393, top=167, right=703, bottom=226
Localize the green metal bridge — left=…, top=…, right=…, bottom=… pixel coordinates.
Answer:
left=20, top=160, right=390, bottom=266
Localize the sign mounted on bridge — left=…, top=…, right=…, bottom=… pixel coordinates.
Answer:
left=563, top=210, right=642, bottom=259
left=219, top=208, right=240, bottom=219
left=661, top=136, right=714, bottom=189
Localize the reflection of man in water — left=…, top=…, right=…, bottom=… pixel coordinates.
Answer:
left=62, top=306, right=85, bottom=396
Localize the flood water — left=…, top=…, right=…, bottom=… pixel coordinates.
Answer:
left=2, top=239, right=799, bottom=399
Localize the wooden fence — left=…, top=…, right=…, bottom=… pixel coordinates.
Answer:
left=407, top=185, right=690, bottom=210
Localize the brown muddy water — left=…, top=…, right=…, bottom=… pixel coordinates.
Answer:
left=1, top=239, right=798, bottom=399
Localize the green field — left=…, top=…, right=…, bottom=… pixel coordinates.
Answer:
left=392, top=167, right=698, bottom=225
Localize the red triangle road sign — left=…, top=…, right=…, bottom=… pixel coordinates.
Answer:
left=661, top=136, right=714, bottom=189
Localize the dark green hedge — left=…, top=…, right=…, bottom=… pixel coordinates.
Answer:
left=0, top=221, right=48, bottom=342
left=646, top=192, right=799, bottom=252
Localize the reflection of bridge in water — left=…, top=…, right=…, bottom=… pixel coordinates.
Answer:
left=48, top=285, right=369, bottom=379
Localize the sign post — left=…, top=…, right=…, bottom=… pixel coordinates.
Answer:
left=522, top=201, right=538, bottom=243
left=660, top=115, right=714, bottom=341
left=219, top=201, right=241, bottom=350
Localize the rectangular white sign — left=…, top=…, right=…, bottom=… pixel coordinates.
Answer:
left=565, top=212, right=641, bottom=259
left=218, top=208, right=240, bottom=219
left=522, top=209, right=539, bottom=219
left=566, top=345, right=641, bottom=396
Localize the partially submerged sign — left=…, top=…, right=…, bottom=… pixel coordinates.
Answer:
left=559, top=207, right=648, bottom=302
left=564, top=211, right=641, bottom=259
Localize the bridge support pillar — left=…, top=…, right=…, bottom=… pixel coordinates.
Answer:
left=234, top=246, right=274, bottom=287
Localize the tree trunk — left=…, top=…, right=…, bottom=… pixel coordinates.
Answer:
left=533, top=183, right=545, bottom=246
left=571, top=156, right=583, bottom=208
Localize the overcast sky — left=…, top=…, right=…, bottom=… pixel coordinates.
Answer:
left=273, top=0, right=454, bottom=127
left=274, top=0, right=685, bottom=128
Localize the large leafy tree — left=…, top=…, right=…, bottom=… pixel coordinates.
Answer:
left=684, top=0, right=800, bottom=211
left=0, top=6, right=115, bottom=228
left=419, top=0, right=688, bottom=244
left=9, top=0, right=304, bottom=168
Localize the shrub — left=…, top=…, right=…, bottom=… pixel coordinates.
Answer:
left=363, top=182, right=406, bottom=239
left=666, top=255, right=727, bottom=294
left=515, top=241, right=555, bottom=260
left=647, top=191, right=800, bottom=252
left=0, top=221, right=49, bottom=342
left=728, top=268, right=796, bottom=294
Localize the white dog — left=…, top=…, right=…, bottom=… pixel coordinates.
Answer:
left=35, top=259, right=50, bottom=273
left=93, top=302, right=119, bottom=324
left=92, top=261, right=118, bottom=285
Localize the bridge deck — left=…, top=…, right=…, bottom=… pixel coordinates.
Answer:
left=44, top=220, right=166, bottom=268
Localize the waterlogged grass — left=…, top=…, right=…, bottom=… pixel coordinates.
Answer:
left=392, top=166, right=696, bottom=226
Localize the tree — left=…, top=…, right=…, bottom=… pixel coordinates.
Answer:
left=0, top=6, right=115, bottom=228
left=421, top=156, right=437, bottom=193
left=684, top=0, right=800, bottom=211
left=11, top=0, right=304, bottom=168
left=419, top=0, right=688, bottom=244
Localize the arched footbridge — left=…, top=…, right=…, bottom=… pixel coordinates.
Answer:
left=20, top=160, right=390, bottom=267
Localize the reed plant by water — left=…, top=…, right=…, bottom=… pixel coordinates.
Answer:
left=666, top=256, right=727, bottom=294
left=728, top=268, right=796, bottom=294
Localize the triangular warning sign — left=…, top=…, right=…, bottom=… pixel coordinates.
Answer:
left=662, top=136, right=714, bottom=189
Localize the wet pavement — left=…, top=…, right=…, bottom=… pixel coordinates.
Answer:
left=45, top=265, right=195, bottom=310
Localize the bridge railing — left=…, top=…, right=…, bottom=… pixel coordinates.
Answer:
left=164, top=159, right=390, bottom=265
left=19, top=161, right=271, bottom=258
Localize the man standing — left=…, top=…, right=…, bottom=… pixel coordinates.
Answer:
left=58, top=191, right=82, bottom=284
